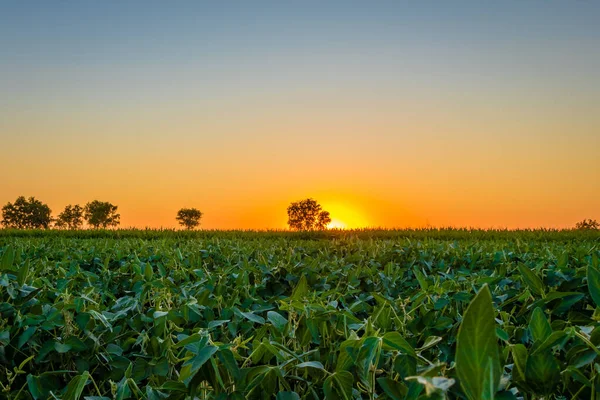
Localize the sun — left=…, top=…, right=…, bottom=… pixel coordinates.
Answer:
left=322, top=201, right=369, bottom=229
left=328, top=219, right=347, bottom=230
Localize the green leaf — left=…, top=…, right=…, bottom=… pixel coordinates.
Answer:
left=405, top=376, right=455, bottom=397
left=276, top=392, right=301, bottom=400
left=382, top=332, right=417, bottom=357
left=27, top=375, right=44, bottom=400
left=525, top=351, right=560, bottom=395
left=55, top=342, right=73, bottom=353
left=1, top=245, right=15, bottom=271
left=291, top=275, right=308, bottom=300
left=529, top=308, right=552, bottom=343
left=267, top=311, right=288, bottom=332
left=183, top=345, right=218, bottom=374
left=413, top=267, right=429, bottom=290
left=587, top=263, right=600, bottom=308
left=295, top=361, right=325, bottom=371
left=17, top=259, right=30, bottom=285
left=518, top=263, right=545, bottom=297
left=356, top=336, right=382, bottom=388
left=217, top=348, right=240, bottom=380
left=530, top=330, right=567, bottom=355
left=323, top=371, right=353, bottom=400
left=377, top=377, right=408, bottom=400
left=18, top=326, right=37, bottom=349
left=208, top=319, right=230, bottom=329
left=63, top=371, right=90, bottom=400
left=240, top=311, right=265, bottom=325
left=456, top=284, right=501, bottom=400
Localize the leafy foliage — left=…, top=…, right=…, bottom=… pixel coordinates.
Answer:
left=176, top=208, right=203, bottom=230
left=1, top=196, right=52, bottom=229
left=0, top=232, right=599, bottom=399
left=55, top=204, right=84, bottom=230
left=576, top=218, right=599, bottom=230
left=287, top=198, right=331, bottom=231
left=83, top=200, right=120, bottom=228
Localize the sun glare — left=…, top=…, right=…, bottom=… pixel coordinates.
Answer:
left=328, top=219, right=347, bottom=230
left=322, top=202, right=369, bottom=229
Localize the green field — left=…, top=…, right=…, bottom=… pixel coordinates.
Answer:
left=1, top=229, right=600, bottom=399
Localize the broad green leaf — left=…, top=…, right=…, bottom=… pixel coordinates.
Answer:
left=276, top=392, right=300, bottom=400
left=240, top=311, right=265, bottom=325
left=63, top=371, right=90, bottom=400
left=267, top=311, right=288, bottom=332
left=18, top=326, right=37, bottom=349
left=208, top=319, right=230, bottom=329
left=291, top=275, right=308, bottom=300
left=456, top=284, right=501, bottom=400
left=183, top=344, right=218, bottom=373
left=55, top=342, right=73, bottom=353
left=529, top=308, right=552, bottom=343
left=323, top=371, right=353, bottom=400
left=525, top=351, right=560, bottom=395
left=217, top=348, right=240, bottom=380
left=356, top=336, right=382, bottom=388
left=377, top=377, right=408, bottom=400
left=405, top=376, right=455, bottom=396
left=517, top=263, right=545, bottom=297
left=295, top=361, right=325, bottom=371
left=17, top=259, right=30, bottom=285
left=413, top=267, right=429, bottom=290
left=587, top=263, right=600, bottom=308
left=1, top=245, right=15, bottom=271
left=530, top=330, right=567, bottom=355
left=382, top=332, right=417, bottom=357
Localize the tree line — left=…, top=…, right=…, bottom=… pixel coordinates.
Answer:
left=4, top=195, right=596, bottom=231
left=1, top=196, right=333, bottom=231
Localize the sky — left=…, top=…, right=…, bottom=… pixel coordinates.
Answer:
left=1, top=1, right=599, bottom=229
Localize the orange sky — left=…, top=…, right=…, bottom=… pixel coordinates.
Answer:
left=1, top=3, right=599, bottom=229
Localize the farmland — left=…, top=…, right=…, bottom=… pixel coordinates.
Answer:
left=1, top=229, right=600, bottom=399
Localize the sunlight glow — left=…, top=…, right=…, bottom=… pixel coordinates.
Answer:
left=322, top=201, right=369, bottom=229
left=328, top=219, right=347, bottom=230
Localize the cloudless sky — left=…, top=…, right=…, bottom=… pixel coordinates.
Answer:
left=1, top=1, right=599, bottom=229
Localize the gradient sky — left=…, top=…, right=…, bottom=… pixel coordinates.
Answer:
left=1, top=1, right=598, bottom=229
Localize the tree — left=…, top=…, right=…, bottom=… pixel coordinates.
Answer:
left=176, top=208, right=203, bottom=230
left=287, top=198, right=331, bottom=231
left=55, top=204, right=84, bottom=230
left=84, top=200, right=120, bottom=229
left=1, top=196, right=52, bottom=229
left=576, top=219, right=599, bottom=230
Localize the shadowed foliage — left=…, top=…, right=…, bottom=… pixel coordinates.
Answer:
left=55, top=204, right=84, bottom=230
left=176, top=207, right=203, bottom=230
left=83, top=200, right=120, bottom=228
left=1, top=196, right=52, bottom=229
left=287, top=198, right=331, bottom=231
left=576, top=219, right=599, bottom=230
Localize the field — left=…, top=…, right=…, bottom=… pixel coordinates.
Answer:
left=1, top=229, right=600, bottom=399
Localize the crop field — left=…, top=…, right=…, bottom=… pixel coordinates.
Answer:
left=1, top=230, right=600, bottom=399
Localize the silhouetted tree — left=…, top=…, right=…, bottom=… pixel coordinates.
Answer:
left=176, top=208, right=203, bottom=230
left=1, top=196, right=52, bottom=229
left=576, top=219, right=599, bottom=230
left=84, top=200, right=120, bottom=228
left=287, top=198, right=331, bottom=231
left=55, top=204, right=84, bottom=230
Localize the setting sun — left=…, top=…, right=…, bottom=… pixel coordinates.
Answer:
left=327, top=219, right=347, bottom=230
left=322, top=202, right=369, bottom=229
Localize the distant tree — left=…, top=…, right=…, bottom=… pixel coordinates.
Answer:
left=84, top=200, right=120, bottom=229
left=287, top=198, right=331, bottom=231
left=576, top=219, right=599, bottom=230
left=1, top=196, right=52, bottom=229
left=55, top=204, right=84, bottom=230
left=176, top=208, right=203, bottom=230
